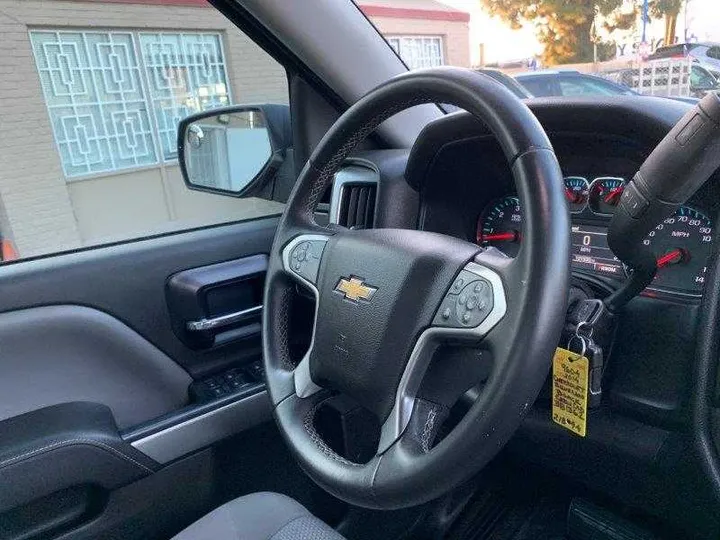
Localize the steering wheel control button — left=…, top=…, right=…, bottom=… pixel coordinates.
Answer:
left=451, top=276, right=466, bottom=293
left=455, top=279, right=494, bottom=327
left=433, top=275, right=495, bottom=329
left=286, top=238, right=327, bottom=284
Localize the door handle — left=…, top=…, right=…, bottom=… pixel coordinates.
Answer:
left=186, top=305, right=262, bottom=332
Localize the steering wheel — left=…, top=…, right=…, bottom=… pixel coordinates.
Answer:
left=263, top=67, right=570, bottom=510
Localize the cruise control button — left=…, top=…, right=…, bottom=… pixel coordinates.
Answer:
left=433, top=295, right=460, bottom=327
left=288, top=239, right=327, bottom=284
left=434, top=273, right=496, bottom=329
left=455, top=278, right=495, bottom=327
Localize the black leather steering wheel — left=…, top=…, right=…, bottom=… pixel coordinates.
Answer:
left=262, top=67, right=570, bottom=510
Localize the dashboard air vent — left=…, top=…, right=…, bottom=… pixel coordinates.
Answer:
left=337, top=183, right=377, bottom=229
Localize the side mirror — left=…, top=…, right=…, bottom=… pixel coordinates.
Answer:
left=177, top=106, right=284, bottom=197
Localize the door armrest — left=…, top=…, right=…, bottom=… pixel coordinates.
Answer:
left=0, top=402, right=158, bottom=513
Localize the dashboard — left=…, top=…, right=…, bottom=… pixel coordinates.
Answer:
left=477, top=182, right=713, bottom=298
left=415, top=128, right=720, bottom=301
left=380, top=98, right=720, bottom=538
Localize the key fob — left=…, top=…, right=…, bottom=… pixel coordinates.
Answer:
left=585, top=339, right=604, bottom=408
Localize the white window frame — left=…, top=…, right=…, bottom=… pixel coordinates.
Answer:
left=386, top=35, right=445, bottom=70
left=30, top=29, right=232, bottom=181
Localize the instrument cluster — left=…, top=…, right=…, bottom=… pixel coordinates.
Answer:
left=477, top=176, right=715, bottom=298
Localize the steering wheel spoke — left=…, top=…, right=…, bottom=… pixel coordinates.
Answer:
left=377, top=259, right=508, bottom=453
left=280, top=233, right=331, bottom=399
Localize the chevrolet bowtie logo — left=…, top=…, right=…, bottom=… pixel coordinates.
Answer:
left=335, top=277, right=377, bottom=303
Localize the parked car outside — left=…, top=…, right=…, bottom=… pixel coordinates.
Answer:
left=513, top=68, right=714, bottom=101
left=514, top=70, right=637, bottom=97
left=475, top=68, right=533, bottom=99
left=647, top=42, right=720, bottom=71
left=689, top=63, right=720, bottom=96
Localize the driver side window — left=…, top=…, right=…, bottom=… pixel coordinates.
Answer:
left=1, top=3, right=292, bottom=262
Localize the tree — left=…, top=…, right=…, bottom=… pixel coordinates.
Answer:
left=480, top=0, right=634, bottom=65
left=649, top=0, right=683, bottom=46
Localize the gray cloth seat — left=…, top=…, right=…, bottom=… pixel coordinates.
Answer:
left=172, top=492, right=346, bottom=540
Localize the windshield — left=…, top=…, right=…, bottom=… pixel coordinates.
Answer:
left=363, top=0, right=719, bottom=100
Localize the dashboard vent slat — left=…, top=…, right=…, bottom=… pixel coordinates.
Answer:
left=338, top=183, right=377, bottom=229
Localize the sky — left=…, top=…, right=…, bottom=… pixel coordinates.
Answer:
left=438, top=0, right=720, bottom=65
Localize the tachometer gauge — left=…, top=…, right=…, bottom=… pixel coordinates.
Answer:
left=589, top=177, right=625, bottom=216
left=644, top=206, right=713, bottom=295
left=477, top=195, right=522, bottom=257
left=564, top=176, right=589, bottom=213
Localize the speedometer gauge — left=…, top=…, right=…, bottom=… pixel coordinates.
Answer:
left=645, top=206, right=713, bottom=295
left=477, top=195, right=522, bottom=257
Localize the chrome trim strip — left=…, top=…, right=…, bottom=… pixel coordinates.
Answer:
left=186, top=305, right=263, bottom=332
left=378, top=261, right=507, bottom=453
left=131, top=391, right=272, bottom=464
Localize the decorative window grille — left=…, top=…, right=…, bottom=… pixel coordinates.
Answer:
left=386, top=36, right=444, bottom=70
left=139, top=32, right=230, bottom=161
left=30, top=30, right=231, bottom=178
left=30, top=31, right=156, bottom=177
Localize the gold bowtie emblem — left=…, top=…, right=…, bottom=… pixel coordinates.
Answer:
left=335, top=277, right=377, bottom=303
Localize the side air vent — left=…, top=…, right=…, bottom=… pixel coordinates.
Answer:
left=338, top=183, right=377, bottom=229
left=329, top=163, right=379, bottom=228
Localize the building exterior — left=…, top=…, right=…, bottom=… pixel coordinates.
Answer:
left=361, top=0, right=471, bottom=69
left=0, top=0, right=470, bottom=259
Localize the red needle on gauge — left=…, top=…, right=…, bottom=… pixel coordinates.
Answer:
left=565, top=188, right=580, bottom=203
left=656, top=248, right=685, bottom=268
left=604, top=187, right=623, bottom=204
left=482, top=231, right=517, bottom=242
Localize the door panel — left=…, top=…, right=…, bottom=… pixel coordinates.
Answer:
left=0, top=217, right=279, bottom=377
left=0, top=305, right=190, bottom=429
left=0, top=217, right=284, bottom=538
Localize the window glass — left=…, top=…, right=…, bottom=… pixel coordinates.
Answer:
left=708, top=47, right=720, bottom=60
left=30, top=31, right=158, bottom=177
left=516, top=77, right=555, bottom=97
left=2, top=3, right=289, bottom=262
left=139, top=32, right=231, bottom=161
left=30, top=30, right=234, bottom=177
left=691, top=66, right=716, bottom=88
left=559, top=78, right=625, bottom=96
left=387, top=36, right=444, bottom=69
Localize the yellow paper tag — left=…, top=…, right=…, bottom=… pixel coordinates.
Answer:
left=552, top=347, right=589, bottom=437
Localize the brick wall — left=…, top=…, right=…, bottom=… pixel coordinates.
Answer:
left=0, top=0, right=288, bottom=257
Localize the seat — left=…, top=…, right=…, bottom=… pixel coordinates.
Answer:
left=172, top=492, right=346, bottom=540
